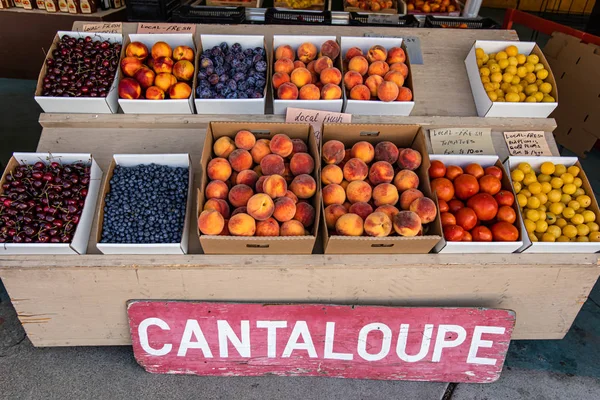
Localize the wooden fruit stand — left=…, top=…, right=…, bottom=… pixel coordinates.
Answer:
left=0, top=24, right=598, bottom=347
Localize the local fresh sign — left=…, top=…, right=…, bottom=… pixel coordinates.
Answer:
left=128, top=302, right=515, bottom=383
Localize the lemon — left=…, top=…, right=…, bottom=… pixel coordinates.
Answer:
left=508, top=56, right=518, bottom=66
left=571, top=214, right=584, bottom=225
left=539, top=82, right=552, bottom=94
left=560, top=173, right=574, bottom=184
left=563, top=225, right=578, bottom=238
left=513, top=181, right=522, bottom=193
left=587, top=222, right=599, bottom=232
left=476, top=48, right=485, bottom=59
left=511, top=169, right=525, bottom=182
left=491, top=72, right=503, bottom=82
left=573, top=178, right=583, bottom=188
left=480, top=67, right=491, bottom=77
left=502, top=72, right=514, bottom=83
left=518, top=92, right=526, bottom=102
left=557, top=235, right=570, bottom=242
left=524, top=218, right=536, bottom=232
left=563, top=207, right=576, bottom=219
left=512, top=76, right=521, bottom=86
left=521, top=189, right=532, bottom=197
left=543, top=95, right=556, bottom=102
left=556, top=218, right=568, bottom=228
left=535, top=220, right=548, bottom=233
left=524, top=72, right=537, bottom=84
left=539, top=162, right=554, bottom=175
left=582, top=210, right=596, bottom=223
left=527, top=182, right=541, bottom=194
left=541, top=233, right=555, bottom=242
left=577, top=236, right=590, bottom=242
left=496, top=51, right=508, bottom=60
left=530, top=233, right=539, bottom=242
left=506, top=92, right=520, bottom=102
left=534, top=92, right=544, bottom=102
left=550, top=177, right=563, bottom=189
left=548, top=189, right=562, bottom=203
left=527, top=196, right=541, bottom=209
left=591, top=232, right=600, bottom=242
left=525, top=84, right=538, bottom=95
left=516, top=66, right=527, bottom=78
left=561, top=194, right=572, bottom=204
left=517, top=54, right=527, bottom=64
left=538, top=174, right=552, bottom=183
left=517, top=193, right=528, bottom=207
left=535, top=193, right=548, bottom=205
left=498, top=59, right=509, bottom=69
left=577, top=224, right=590, bottom=236
left=554, top=164, right=566, bottom=175
left=546, top=212, right=557, bottom=225
left=525, top=63, right=535, bottom=73
left=563, top=183, right=576, bottom=195
left=523, top=172, right=537, bottom=185
left=540, top=182, right=552, bottom=194
left=549, top=202, right=564, bottom=215
left=536, top=69, right=549, bottom=80
left=568, top=200, right=581, bottom=211
left=526, top=209, right=540, bottom=222
left=482, top=54, right=490, bottom=63
left=487, top=91, right=498, bottom=101
left=525, top=96, right=537, bottom=102
left=489, top=64, right=501, bottom=74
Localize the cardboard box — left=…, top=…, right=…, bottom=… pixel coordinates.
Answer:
left=544, top=32, right=600, bottom=158
left=34, top=31, right=122, bottom=114
left=272, top=35, right=343, bottom=115
left=465, top=40, right=558, bottom=118
left=118, top=34, right=197, bottom=114
left=431, top=154, right=525, bottom=254
left=505, top=156, right=600, bottom=253
left=0, top=153, right=102, bottom=255
left=340, top=36, right=415, bottom=116
left=198, top=122, right=321, bottom=254
left=195, top=35, right=268, bottom=115
left=321, top=124, right=442, bottom=254
left=96, top=154, right=193, bottom=255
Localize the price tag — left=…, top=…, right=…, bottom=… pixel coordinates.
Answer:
left=430, top=128, right=496, bottom=155
left=363, top=33, right=423, bottom=64
left=367, top=14, right=399, bottom=25
left=81, top=22, right=122, bottom=34
left=503, top=131, right=553, bottom=156
left=286, top=108, right=352, bottom=142
left=137, top=23, right=196, bottom=34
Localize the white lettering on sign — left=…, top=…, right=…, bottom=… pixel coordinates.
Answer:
left=82, top=22, right=122, bottom=34
left=138, top=317, right=172, bottom=356
left=256, top=320, right=287, bottom=358
left=282, top=321, right=318, bottom=358
left=396, top=323, right=434, bottom=362
left=432, top=324, right=467, bottom=362
left=217, top=320, right=251, bottom=358
left=137, top=23, right=196, bottom=34
left=430, top=127, right=496, bottom=155
left=467, top=326, right=506, bottom=365
left=177, top=319, right=213, bottom=358
left=503, top=131, right=553, bottom=156
left=324, top=322, right=354, bottom=360
left=286, top=107, right=351, bottom=142
left=357, top=323, right=393, bottom=361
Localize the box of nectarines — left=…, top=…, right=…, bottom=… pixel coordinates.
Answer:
left=272, top=36, right=344, bottom=115
left=340, top=36, right=415, bottom=116
left=197, top=122, right=321, bottom=254
left=320, top=124, right=442, bottom=254
left=504, top=156, right=600, bottom=253
left=118, top=33, right=197, bottom=114
left=429, top=155, right=525, bottom=253
left=34, top=31, right=122, bottom=114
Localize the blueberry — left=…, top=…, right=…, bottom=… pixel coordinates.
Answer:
left=199, top=88, right=212, bottom=99
left=197, top=71, right=207, bottom=80
left=219, top=74, right=229, bottom=83
left=237, top=81, right=248, bottom=92
left=198, top=79, right=210, bottom=89
left=215, top=66, right=225, bottom=76
left=205, top=66, right=215, bottom=75
left=219, top=42, right=229, bottom=52
left=255, top=60, right=267, bottom=73
left=254, top=47, right=266, bottom=57
left=214, top=56, right=224, bottom=68
left=233, top=72, right=245, bottom=82
left=215, top=82, right=225, bottom=92
left=225, top=53, right=234, bottom=64
left=246, top=76, right=256, bottom=88
left=226, top=92, right=238, bottom=99
left=227, top=79, right=237, bottom=91
left=231, top=43, right=242, bottom=53
left=251, top=91, right=263, bottom=98
left=244, top=48, right=253, bottom=57
left=238, top=91, right=249, bottom=99
left=252, top=54, right=263, bottom=64
left=255, top=79, right=266, bottom=89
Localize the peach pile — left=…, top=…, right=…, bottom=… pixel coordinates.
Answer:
left=345, top=0, right=395, bottom=12
left=119, top=41, right=194, bottom=100
left=429, top=160, right=519, bottom=242
left=322, top=139, right=436, bottom=238
left=343, top=45, right=412, bottom=103
left=273, top=40, right=343, bottom=101
left=198, top=131, right=317, bottom=237
left=406, top=0, right=457, bottom=13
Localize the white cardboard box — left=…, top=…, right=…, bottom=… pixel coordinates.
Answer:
left=34, top=32, right=122, bottom=114
left=96, top=154, right=193, bottom=255
left=118, top=34, right=196, bottom=114
left=431, top=154, right=525, bottom=254
left=504, top=156, right=600, bottom=253
left=465, top=40, right=559, bottom=118
left=272, top=35, right=343, bottom=115
left=0, top=153, right=102, bottom=255
left=195, top=35, right=267, bottom=115
left=340, top=36, right=415, bottom=116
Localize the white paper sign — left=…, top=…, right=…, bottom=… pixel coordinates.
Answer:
left=367, top=14, right=399, bottom=25
left=430, top=128, right=496, bottom=155
left=137, top=23, right=196, bottom=34
left=503, top=131, right=553, bottom=156
left=285, top=108, right=352, bottom=141
left=82, top=22, right=122, bottom=34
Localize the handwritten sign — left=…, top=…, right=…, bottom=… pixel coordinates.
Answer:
left=363, top=33, right=423, bottom=64
left=137, top=23, right=196, bottom=34
left=286, top=107, right=352, bottom=141
left=81, top=22, right=122, bottom=34
left=503, top=131, right=553, bottom=156
left=367, top=14, right=399, bottom=25
left=430, top=128, right=496, bottom=155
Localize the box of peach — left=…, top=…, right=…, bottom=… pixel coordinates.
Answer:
left=428, top=155, right=524, bottom=253
left=197, top=122, right=321, bottom=254
left=272, top=36, right=343, bottom=115
left=340, top=37, right=415, bottom=116
left=320, top=124, right=442, bottom=254
left=34, top=31, right=122, bottom=114
left=118, top=33, right=197, bottom=114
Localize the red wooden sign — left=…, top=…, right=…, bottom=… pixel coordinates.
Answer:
left=127, top=302, right=515, bottom=383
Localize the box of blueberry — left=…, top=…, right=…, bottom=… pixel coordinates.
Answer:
left=195, top=35, right=268, bottom=115
left=96, top=154, right=193, bottom=255
left=0, top=153, right=102, bottom=255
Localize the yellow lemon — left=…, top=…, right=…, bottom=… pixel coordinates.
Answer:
left=556, top=218, right=568, bottom=228
left=562, top=225, right=578, bottom=238
left=511, top=169, right=525, bottom=182
left=538, top=173, right=552, bottom=183
left=571, top=214, right=584, bottom=225
left=540, top=162, right=555, bottom=175
left=524, top=219, right=536, bottom=232
left=536, top=69, right=549, bottom=80
left=563, top=207, right=576, bottom=219
left=582, top=210, right=596, bottom=223
left=517, top=193, right=528, bottom=207
left=547, top=225, right=562, bottom=238
left=567, top=166, right=580, bottom=176
left=563, top=183, right=576, bottom=195
left=487, top=91, right=498, bottom=101
left=548, top=189, right=562, bottom=203
left=539, top=82, right=552, bottom=94
left=528, top=182, right=542, bottom=194
left=557, top=235, right=570, bottom=242
left=534, top=92, right=544, bottom=102
left=560, top=173, right=574, bottom=184
left=527, top=54, right=540, bottom=64
left=491, top=72, right=503, bottom=82
left=567, top=200, right=581, bottom=211
left=506, top=92, right=520, bottom=102
left=554, top=164, right=567, bottom=176
left=475, top=48, right=485, bottom=59
left=546, top=212, right=557, bottom=225
left=496, top=51, right=508, bottom=60
left=498, top=59, right=509, bottom=69
left=543, top=95, right=556, bottom=102
left=549, top=202, right=564, bottom=215
left=577, top=224, right=590, bottom=236
left=526, top=209, right=540, bottom=222
left=517, top=54, right=527, bottom=64
left=561, top=194, right=572, bottom=204
left=550, top=177, right=563, bottom=189
left=587, top=222, right=599, bottom=232
left=591, top=232, right=600, bottom=242
left=527, top=196, right=541, bottom=209
left=573, top=177, right=583, bottom=188
left=513, top=181, right=522, bottom=193
left=480, top=67, right=491, bottom=77
left=523, top=172, right=537, bottom=185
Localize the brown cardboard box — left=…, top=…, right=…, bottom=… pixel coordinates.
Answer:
left=198, top=122, right=321, bottom=255
left=544, top=32, right=600, bottom=158
left=321, top=123, right=442, bottom=254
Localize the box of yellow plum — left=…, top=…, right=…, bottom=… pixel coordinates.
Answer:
left=505, top=156, right=600, bottom=253
left=465, top=41, right=558, bottom=118
left=274, top=0, right=325, bottom=10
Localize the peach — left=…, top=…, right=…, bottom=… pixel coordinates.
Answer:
left=314, top=56, right=333, bottom=74
left=280, top=220, right=306, bottom=236
left=343, top=71, right=363, bottom=91
left=374, top=141, right=399, bottom=164
left=365, top=75, right=384, bottom=98
left=376, top=205, right=400, bottom=222
left=219, top=222, right=230, bottom=236
left=173, top=60, right=194, bottom=81
left=346, top=180, right=372, bottom=204
left=251, top=139, right=271, bottom=164
left=369, top=160, right=395, bottom=185
left=409, top=197, right=437, bottom=224
left=236, top=169, right=259, bottom=188
left=290, top=174, right=317, bottom=199
left=321, top=83, right=342, bottom=100
left=126, top=42, right=149, bottom=61
left=153, top=57, right=174, bottom=74
left=377, top=81, right=400, bottom=102
left=272, top=72, right=291, bottom=90
left=399, top=188, right=424, bottom=210
left=154, top=73, right=177, bottom=92
left=228, top=149, right=253, bottom=172
left=229, top=172, right=238, bottom=187
left=247, top=193, right=275, bottom=221
left=147, top=57, right=156, bottom=70
left=120, top=57, right=143, bottom=77
left=368, top=61, right=390, bottom=77
left=343, top=158, right=369, bottom=182
left=324, top=204, right=347, bottom=230
left=205, top=180, right=229, bottom=200
left=145, top=86, right=164, bottom=100
left=273, top=197, right=297, bottom=222
left=275, top=45, right=295, bottom=61
left=260, top=154, right=285, bottom=176
left=172, top=45, right=194, bottom=62
left=306, top=60, right=316, bottom=74
left=290, top=153, right=315, bottom=176
left=349, top=202, right=373, bottom=221
left=342, top=201, right=352, bottom=211
left=151, top=42, right=172, bottom=59
left=231, top=206, right=247, bottom=217
left=393, top=210, right=422, bottom=237
left=323, top=184, right=346, bottom=206
left=233, top=130, right=255, bottom=150
left=321, top=164, right=344, bottom=185
left=397, top=87, right=413, bottom=102
left=254, top=165, right=263, bottom=177
left=364, top=212, right=393, bottom=237
left=274, top=58, right=294, bottom=75
left=351, top=141, right=375, bottom=164
left=387, top=47, right=406, bottom=64
left=393, top=170, right=419, bottom=192
left=297, top=42, right=318, bottom=63
left=228, top=184, right=254, bottom=208
left=228, top=213, right=256, bottom=236
left=269, top=134, right=293, bottom=158
left=282, top=163, right=294, bottom=184
left=291, top=68, right=313, bottom=88
left=335, top=213, right=364, bottom=236
left=397, top=148, right=422, bottom=171
left=204, top=198, right=230, bottom=219
left=299, top=84, right=321, bottom=100
left=256, top=217, right=280, bottom=237
left=372, top=183, right=399, bottom=207
left=349, top=85, right=371, bottom=100
left=341, top=180, right=350, bottom=191
left=320, top=40, right=340, bottom=60
left=263, top=174, right=287, bottom=199
left=255, top=175, right=268, bottom=193
left=367, top=45, right=388, bottom=63
left=384, top=71, right=405, bottom=88
left=294, top=202, right=316, bottom=228
left=291, top=139, right=308, bottom=155
left=322, top=140, right=345, bottom=165
left=390, top=62, right=409, bottom=79
left=293, top=60, right=306, bottom=70
left=320, top=67, right=342, bottom=86
left=213, top=136, right=236, bottom=158
left=207, top=157, right=232, bottom=181
left=348, top=56, right=369, bottom=76
left=277, top=82, right=299, bottom=100
left=133, top=67, right=155, bottom=90
left=198, top=210, right=225, bottom=235
left=284, top=190, right=298, bottom=204
left=168, top=82, right=191, bottom=99
left=345, top=47, right=364, bottom=61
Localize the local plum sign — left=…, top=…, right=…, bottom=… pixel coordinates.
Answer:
left=128, top=302, right=515, bottom=383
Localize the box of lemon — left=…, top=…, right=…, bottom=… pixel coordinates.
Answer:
left=465, top=41, right=558, bottom=118
left=505, top=156, right=600, bottom=253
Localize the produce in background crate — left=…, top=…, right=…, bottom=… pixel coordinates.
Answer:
left=406, top=0, right=457, bottom=13
left=345, top=0, right=394, bottom=12
left=476, top=44, right=555, bottom=103
left=273, top=40, right=342, bottom=101
left=119, top=41, right=195, bottom=100
left=275, top=0, right=324, bottom=9
left=429, top=160, right=519, bottom=242
left=321, top=139, right=436, bottom=237
left=199, top=131, right=316, bottom=237
left=343, top=45, right=413, bottom=102
left=511, top=161, right=599, bottom=243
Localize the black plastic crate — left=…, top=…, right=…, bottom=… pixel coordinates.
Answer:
left=349, top=12, right=419, bottom=27
left=264, top=8, right=332, bottom=25
left=172, top=4, right=246, bottom=24
left=126, top=0, right=182, bottom=22
left=424, top=15, right=500, bottom=29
